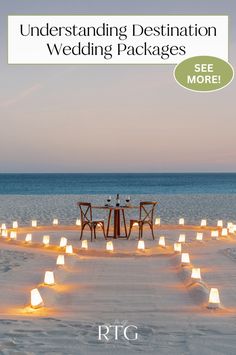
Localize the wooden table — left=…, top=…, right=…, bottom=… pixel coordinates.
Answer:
left=93, top=205, right=138, bottom=239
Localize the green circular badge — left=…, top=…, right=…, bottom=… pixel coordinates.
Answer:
left=174, top=56, right=234, bottom=92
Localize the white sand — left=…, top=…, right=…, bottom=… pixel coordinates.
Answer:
left=1, top=226, right=236, bottom=354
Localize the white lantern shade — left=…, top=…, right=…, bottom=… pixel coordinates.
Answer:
left=81, top=240, right=88, bottom=249
left=10, top=231, right=17, bottom=240
left=196, top=232, right=203, bottom=241
left=76, top=219, right=81, bottom=226
left=25, top=233, right=32, bottom=243
left=59, top=237, right=67, bottom=248
left=133, top=222, right=139, bottom=226
left=137, top=240, right=145, bottom=250
left=181, top=253, right=190, bottom=265
left=217, top=220, right=223, bottom=227
left=155, top=218, right=161, bottom=225
left=191, top=268, right=201, bottom=280
left=233, top=225, right=236, bottom=233
left=158, top=236, right=165, bottom=247
left=2, top=230, right=8, bottom=238
left=211, top=230, right=219, bottom=238
left=44, top=271, right=55, bottom=286
left=208, top=288, right=220, bottom=308
left=56, top=255, right=65, bottom=266
left=106, top=241, right=114, bottom=251
left=229, top=226, right=235, bottom=234
left=178, top=234, right=186, bottom=243
left=53, top=218, right=59, bottom=225
left=201, top=219, right=207, bottom=227
left=43, top=235, right=50, bottom=246
left=1, top=223, right=6, bottom=230
left=179, top=218, right=185, bottom=225
left=174, top=243, right=182, bottom=252
left=221, top=228, right=228, bottom=237
left=12, top=221, right=18, bottom=229
left=66, top=245, right=73, bottom=254
left=30, top=288, right=44, bottom=309
left=32, top=220, right=37, bottom=227
left=227, top=222, right=233, bottom=229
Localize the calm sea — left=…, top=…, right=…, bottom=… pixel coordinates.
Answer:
left=0, top=173, right=236, bottom=225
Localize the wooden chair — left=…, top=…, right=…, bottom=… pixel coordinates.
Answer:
left=77, top=202, right=106, bottom=242
left=128, top=201, right=157, bottom=240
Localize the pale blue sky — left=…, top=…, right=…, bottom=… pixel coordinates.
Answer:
left=0, top=1, right=235, bottom=172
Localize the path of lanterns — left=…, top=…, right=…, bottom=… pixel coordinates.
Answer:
left=1, top=217, right=236, bottom=313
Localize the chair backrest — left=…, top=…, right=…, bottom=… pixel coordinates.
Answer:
left=78, top=202, right=92, bottom=223
left=139, top=201, right=157, bottom=223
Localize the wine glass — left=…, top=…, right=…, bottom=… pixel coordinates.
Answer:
left=126, top=195, right=131, bottom=206
left=107, top=195, right=111, bottom=206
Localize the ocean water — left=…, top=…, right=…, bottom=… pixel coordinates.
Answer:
left=0, top=173, right=236, bottom=226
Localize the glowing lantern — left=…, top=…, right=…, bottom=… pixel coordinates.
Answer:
left=201, top=219, right=207, bottom=227
left=1, top=223, right=6, bottom=230
left=196, top=232, right=203, bottom=241
left=2, top=230, right=8, bottom=238
left=227, top=222, right=233, bottom=229
left=229, top=226, right=235, bottom=234
left=106, top=241, right=114, bottom=251
left=155, top=218, right=161, bottom=225
left=133, top=222, right=139, bottom=227
left=44, top=271, right=55, bottom=286
left=158, top=236, right=166, bottom=247
left=217, top=220, right=223, bottom=227
left=56, top=255, right=65, bottom=266
left=208, top=288, right=220, bottom=309
left=59, top=237, right=67, bottom=248
left=32, top=220, right=37, bottom=227
left=179, top=218, right=185, bottom=225
left=178, top=234, right=186, bottom=243
left=181, top=253, right=190, bottom=265
left=10, top=231, right=17, bottom=240
left=81, top=240, right=88, bottom=249
left=76, top=219, right=81, bottom=226
left=233, top=225, right=236, bottom=233
left=66, top=245, right=73, bottom=254
left=191, top=268, right=201, bottom=280
left=174, top=243, right=182, bottom=253
left=43, top=235, right=50, bottom=246
left=211, top=230, right=219, bottom=239
left=12, top=221, right=18, bottom=229
left=221, top=228, right=228, bottom=237
left=137, top=240, right=145, bottom=250
left=30, top=288, right=44, bottom=309
left=53, top=218, right=59, bottom=225
left=25, top=233, right=32, bottom=243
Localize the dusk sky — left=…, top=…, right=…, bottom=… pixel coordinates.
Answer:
left=0, top=0, right=235, bottom=173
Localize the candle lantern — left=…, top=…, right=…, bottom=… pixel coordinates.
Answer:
left=191, top=268, right=201, bottom=281
left=221, top=228, right=228, bottom=237
left=32, top=220, right=37, bottom=227
left=59, top=237, right=67, bottom=248
left=201, top=219, right=207, bottom=227
left=179, top=218, right=185, bottom=225
left=10, top=231, right=17, bottom=240
left=12, top=221, right=18, bottom=229
left=217, top=220, right=223, bottom=227
left=25, top=233, right=32, bottom=243
left=158, top=236, right=166, bottom=247
left=76, top=219, right=81, bottom=226
left=155, top=218, right=161, bottom=225
left=106, top=241, right=114, bottom=251
left=196, top=232, right=203, bottom=241
left=56, top=255, right=65, bottom=266
left=43, top=235, right=50, bottom=246
left=30, top=288, right=44, bottom=309
left=211, top=230, right=219, bottom=239
left=53, top=218, right=59, bottom=225
left=137, top=240, right=145, bottom=250
left=181, top=253, right=190, bottom=265
left=208, top=288, right=220, bottom=309
left=44, top=271, right=55, bottom=286
left=81, top=240, right=88, bottom=249
left=66, top=245, right=73, bottom=254
left=178, top=234, right=186, bottom=243
left=174, top=243, right=182, bottom=253
left=2, top=230, right=8, bottom=238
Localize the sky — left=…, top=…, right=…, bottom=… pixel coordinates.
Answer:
left=0, top=0, right=235, bottom=173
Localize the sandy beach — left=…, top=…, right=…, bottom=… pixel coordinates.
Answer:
left=1, top=225, right=236, bottom=354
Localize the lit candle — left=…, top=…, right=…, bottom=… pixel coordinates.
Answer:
left=12, top=221, right=18, bottom=229
left=179, top=218, right=185, bottom=225
left=196, top=232, right=203, bottom=241
left=44, top=271, right=55, bottom=286
left=81, top=240, right=88, bottom=249
left=208, top=288, right=220, bottom=309
left=53, top=218, right=59, bottom=225
left=25, top=233, right=32, bottom=243
left=76, top=219, right=81, bottom=226
left=137, top=240, right=145, bottom=250
left=30, top=288, right=44, bottom=309
left=211, top=230, right=219, bottom=239
left=56, top=255, right=65, bottom=266
left=10, top=231, right=17, bottom=240
left=217, top=220, right=223, bottom=227
left=155, top=218, right=161, bottom=225
left=158, top=236, right=166, bottom=247
left=178, top=234, right=186, bottom=243
left=66, top=245, right=73, bottom=254
left=174, top=243, right=182, bottom=253
left=106, top=241, right=114, bottom=251
left=181, top=253, right=190, bottom=265
left=201, top=219, right=207, bottom=227
left=59, top=237, right=67, bottom=248
left=191, top=268, right=201, bottom=281
left=43, top=235, right=50, bottom=246
left=221, top=228, right=228, bottom=237
left=32, top=220, right=37, bottom=227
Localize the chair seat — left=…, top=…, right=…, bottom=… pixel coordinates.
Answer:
left=91, top=219, right=104, bottom=223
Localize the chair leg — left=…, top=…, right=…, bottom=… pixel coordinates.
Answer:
left=94, top=225, right=97, bottom=240
left=102, top=223, right=107, bottom=240
left=106, top=210, right=112, bottom=237
left=141, top=223, right=144, bottom=239
left=150, top=224, right=155, bottom=240
left=127, top=221, right=133, bottom=239
left=80, top=224, right=85, bottom=240
left=90, top=225, right=93, bottom=242
left=138, top=224, right=141, bottom=240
